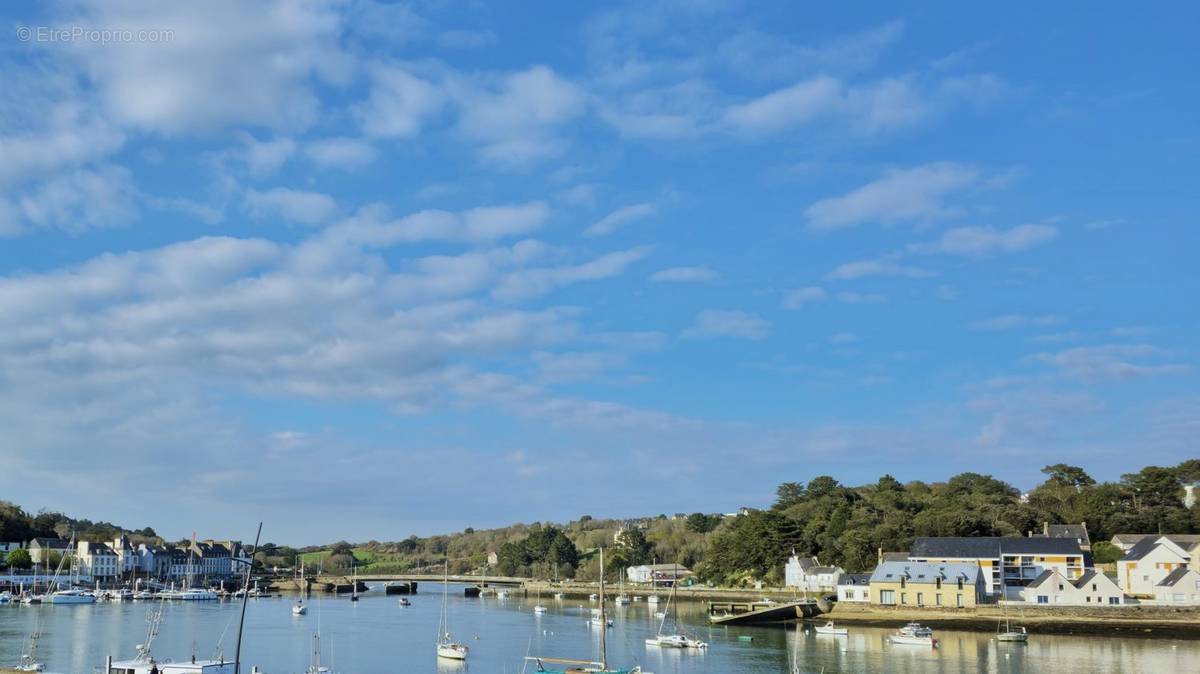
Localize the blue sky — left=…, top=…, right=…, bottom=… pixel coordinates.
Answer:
left=0, top=1, right=1196, bottom=545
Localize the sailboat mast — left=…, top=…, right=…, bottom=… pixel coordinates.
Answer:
left=599, top=547, right=607, bottom=669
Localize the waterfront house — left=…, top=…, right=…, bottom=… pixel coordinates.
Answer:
left=27, top=538, right=71, bottom=565
left=835, top=573, right=871, bottom=603
left=136, top=544, right=172, bottom=578
left=627, top=563, right=691, bottom=585
left=868, top=561, right=985, bottom=608
left=908, top=536, right=1089, bottom=599
left=1020, top=568, right=1128, bottom=606
left=112, top=535, right=138, bottom=575
left=1153, top=568, right=1200, bottom=605
left=1030, top=522, right=1091, bottom=551
left=77, top=541, right=119, bottom=579
left=1117, top=536, right=1194, bottom=596
left=784, top=553, right=843, bottom=593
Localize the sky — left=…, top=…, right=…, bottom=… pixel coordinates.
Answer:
left=0, top=1, right=1197, bottom=546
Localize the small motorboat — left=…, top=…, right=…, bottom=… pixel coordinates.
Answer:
left=814, top=621, right=848, bottom=636
left=533, top=604, right=547, bottom=614
left=292, top=601, right=308, bottom=615
left=645, top=634, right=707, bottom=649
left=888, top=622, right=937, bottom=647
left=398, top=598, right=411, bottom=606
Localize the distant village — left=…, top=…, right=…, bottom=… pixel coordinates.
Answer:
left=0, top=535, right=250, bottom=585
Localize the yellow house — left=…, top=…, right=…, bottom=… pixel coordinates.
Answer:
left=868, top=561, right=986, bottom=608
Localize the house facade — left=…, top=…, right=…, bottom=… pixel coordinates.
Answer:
left=27, top=538, right=71, bottom=565
left=908, top=537, right=1088, bottom=599
left=1118, top=536, right=1194, bottom=596
left=1154, top=568, right=1200, bottom=605
left=869, top=561, right=985, bottom=608
left=784, top=554, right=843, bottom=593
left=77, top=541, right=119, bottom=579
left=836, top=573, right=871, bottom=603
left=1020, top=568, right=1128, bottom=606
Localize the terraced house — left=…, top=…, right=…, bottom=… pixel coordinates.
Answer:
left=908, top=536, right=1090, bottom=599
left=1116, top=535, right=1199, bottom=597
left=868, top=561, right=986, bottom=608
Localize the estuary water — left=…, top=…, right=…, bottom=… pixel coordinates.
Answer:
left=1, top=585, right=1196, bottom=674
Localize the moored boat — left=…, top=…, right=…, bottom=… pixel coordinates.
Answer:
left=813, top=621, right=848, bottom=636
left=887, top=622, right=937, bottom=647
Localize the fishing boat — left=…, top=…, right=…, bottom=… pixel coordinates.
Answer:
left=644, top=564, right=706, bottom=649
left=527, top=548, right=642, bottom=673
left=436, top=560, right=469, bottom=661
left=887, top=622, right=937, bottom=647
left=293, top=600, right=308, bottom=615
left=813, top=621, right=848, bottom=636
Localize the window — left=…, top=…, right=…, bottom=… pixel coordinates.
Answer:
left=1037, top=596, right=1048, bottom=604
left=1173, top=593, right=1185, bottom=602
left=1086, top=597, right=1091, bottom=603
left=1092, top=584, right=1097, bottom=591
left=1108, top=597, right=1120, bottom=605
left=880, top=590, right=895, bottom=605
left=917, top=592, right=924, bottom=606
left=956, top=593, right=963, bottom=607
left=901, top=592, right=907, bottom=605
left=936, top=594, right=942, bottom=606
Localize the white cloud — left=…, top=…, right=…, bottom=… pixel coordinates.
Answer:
left=826, top=260, right=933, bottom=281
left=59, top=0, right=353, bottom=133
left=355, top=64, right=446, bottom=139
left=236, top=134, right=296, bottom=177
left=3, top=166, right=139, bottom=235
left=304, top=137, right=378, bottom=170
left=245, top=187, right=338, bottom=226
left=717, top=21, right=905, bottom=81
left=325, top=202, right=550, bottom=247
left=969, top=314, right=1063, bottom=331
left=650, top=266, right=717, bottom=283
left=683, top=309, right=770, bottom=340
left=532, top=350, right=626, bottom=383
left=913, top=223, right=1059, bottom=257
left=805, top=162, right=979, bottom=230
left=585, top=203, right=657, bottom=237
left=781, top=286, right=827, bottom=309
left=1034, top=344, right=1190, bottom=380
left=836, top=291, right=888, bottom=304
left=724, top=76, right=843, bottom=134
left=455, top=66, right=586, bottom=168
left=492, top=246, right=652, bottom=302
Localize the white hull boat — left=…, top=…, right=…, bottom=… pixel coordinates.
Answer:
left=814, top=621, right=848, bottom=636
left=888, top=622, right=937, bottom=647
left=46, top=589, right=95, bottom=604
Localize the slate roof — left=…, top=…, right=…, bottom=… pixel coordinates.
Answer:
left=837, top=573, right=871, bottom=586
left=910, top=536, right=1084, bottom=558
left=1113, top=534, right=1200, bottom=550
left=1025, top=569, right=1056, bottom=589
left=1042, top=523, right=1090, bottom=546
left=1156, top=567, right=1196, bottom=588
left=869, top=561, right=982, bottom=585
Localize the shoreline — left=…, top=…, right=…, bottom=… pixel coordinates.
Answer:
left=824, top=603, right=1200, bottom=640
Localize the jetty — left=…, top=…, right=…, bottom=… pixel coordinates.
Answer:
left=707, top=599, right=824, bottom=625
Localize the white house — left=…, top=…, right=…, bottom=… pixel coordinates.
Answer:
left=627, top=564, right=691, bottom=585
left=1117, top=536, right=1192, bottom=596
left=112, top=535, right=138, bottom=575
left=77, top=541, right=119, bottom=579
left=908, top=536, right=1089, bottom=599
left=784, top=554, right=843, bottom=593
left=1154, top=568, right=1200, bottom=605
left=835, top=573, right=871, bottom=603
left=1021, top=568, right=1128, bottom=606
left=1110, top=533, right=1200, bottom=555
left=27, top=538, right=71, bottom=565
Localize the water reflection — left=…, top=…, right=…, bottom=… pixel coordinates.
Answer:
left=0, top=586, right=1195, bottom=674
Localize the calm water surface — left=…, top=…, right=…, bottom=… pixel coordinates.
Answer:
left=1, top=585, right=1197, bottom=674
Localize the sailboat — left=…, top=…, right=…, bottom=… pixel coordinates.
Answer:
left=305, top=634, right=335, bottom=674
left=533, top=584, right=546, bottom=614
left=614, top=570, right=630, bottom=606
left=436, top=560, right=469, bottom=661
left=2, top=621, right=45, bottom=672
left=995, top=541, right=1028, bottom=643
left=525, top=548, right=641, bottom=673
left=644, top=564, right=706, bottom=649
left=46, top=535, right=95, bottom=605
left=645, top=560, right=659, bottom=605
left=350, top=561, right=359, bottom=603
